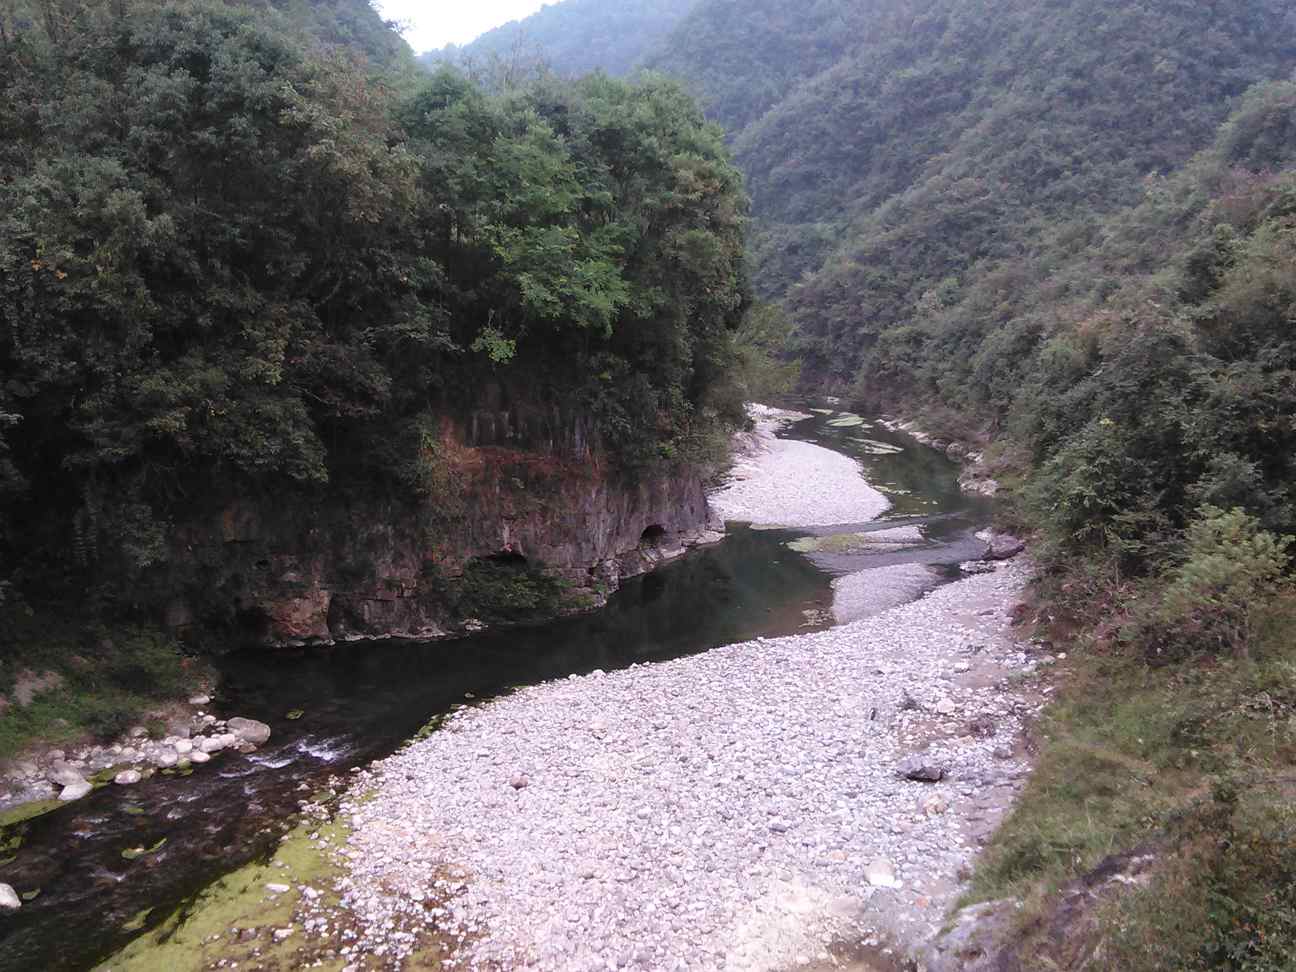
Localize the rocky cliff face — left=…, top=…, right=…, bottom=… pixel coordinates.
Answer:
left=162, top=402, right=721, bottom=648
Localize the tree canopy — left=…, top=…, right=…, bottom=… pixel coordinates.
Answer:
left=0, top=0, right=749, bottom=605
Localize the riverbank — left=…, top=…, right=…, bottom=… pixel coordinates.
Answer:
left=710, top=406, right=891, bottom=527
left=322, top=410, right=1039, bottom=970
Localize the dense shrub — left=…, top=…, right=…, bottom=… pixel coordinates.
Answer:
left=1145, top=508, right=1291, bottom=659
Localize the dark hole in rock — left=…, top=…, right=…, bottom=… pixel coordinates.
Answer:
left=640, top=525, right=668, bottom=547
left=235, top=606, right=270, bottom=639
left=485, top=551, right=528, bottom=566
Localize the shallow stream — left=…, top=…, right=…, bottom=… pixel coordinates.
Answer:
left=0, top=407, right=989, bottom=971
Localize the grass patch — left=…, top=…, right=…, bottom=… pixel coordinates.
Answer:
left=967, top=590, right=1296, bottom=969
left=0, top=607, right=207, bottom=761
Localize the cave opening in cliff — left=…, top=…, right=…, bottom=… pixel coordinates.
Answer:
left=485, top=551, right=528, bottom=566
left=640, top=525, right=668, bottom=548
left=234, top=604, right=271, bottom=641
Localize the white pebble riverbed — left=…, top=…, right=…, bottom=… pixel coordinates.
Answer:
left=708, top=409, right=891, bottom=528
left=330, top=413, right=1039, bottom=971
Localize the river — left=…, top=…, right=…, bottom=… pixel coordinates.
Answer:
left=0, top=407, right=989, bottom=971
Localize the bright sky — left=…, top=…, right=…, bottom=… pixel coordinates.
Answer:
left=374, top=0, right=551, bottom=53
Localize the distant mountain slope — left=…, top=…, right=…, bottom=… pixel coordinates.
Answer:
left=645, top=0, right=1296, bottom=384
left=644, top=0, right=878, bottom=135
left=423, top=0, right=697, bottom=78
left=263, top=0, right=415, bottom=71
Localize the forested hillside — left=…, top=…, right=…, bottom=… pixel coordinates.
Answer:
left=423, top=0, right=696, bottom=79
left=0, top=0, right=753, bottom=743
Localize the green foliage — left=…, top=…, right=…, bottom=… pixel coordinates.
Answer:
left=0, top=609, right=201, bottom=759
left=970, top=601, right=1296, bottom=915
left=0, top=1, right=750, bottom=611
left=1101, top=783, right=1296, bottom=972
left=728, top=302, right=802, bottom=404
left=453, top=558, right=572, bottom=626
left=1147, top=508, right=1292, bottom=659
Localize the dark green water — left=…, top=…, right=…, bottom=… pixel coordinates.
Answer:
left=0, top=409, right=985, bottom=971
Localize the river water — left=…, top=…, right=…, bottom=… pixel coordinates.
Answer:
left=0, top=408, right=989, bottom=971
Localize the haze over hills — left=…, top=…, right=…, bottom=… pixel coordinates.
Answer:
left=421, top=0, right=696, bottom=77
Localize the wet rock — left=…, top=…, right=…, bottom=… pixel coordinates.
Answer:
left=897, top=756, right=946, bottom=783
left=47, top=761, right=86, bottom=788
left=228, top=718, right=272, bottom=746
left=114, top=770, right=143, bottom=786
left=266, top=592, right=333, bottom=646
left=59, top=779, right=93, bottom=802
left=0, top=884, right=20, bottom=911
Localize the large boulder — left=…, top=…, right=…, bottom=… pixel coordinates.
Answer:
left=0, top=883, right=20, bottom=911
left=983, top=532, right=1026, bottom=561
left=46, top=761, right=87, bottom=788
left=896, top=755, right=947, bottom=783
left=228, top=718, right=272, bottom=747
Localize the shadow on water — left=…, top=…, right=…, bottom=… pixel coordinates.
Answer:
left=0, top=409, right=992, bottom=971
left=0, top=526, right=831, bottom=972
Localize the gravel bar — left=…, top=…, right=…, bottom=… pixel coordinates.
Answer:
left=709, top=408, right=890, bottom=528
left=331, top=413, right=1039, bottom=971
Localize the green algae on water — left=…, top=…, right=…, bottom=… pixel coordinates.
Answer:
left=827, top=415, right=867, bottom=428
left=0, top=798, right=62, bottom=830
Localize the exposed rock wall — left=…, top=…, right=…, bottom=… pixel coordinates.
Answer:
left=162, top=406, right=720, bottom=648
